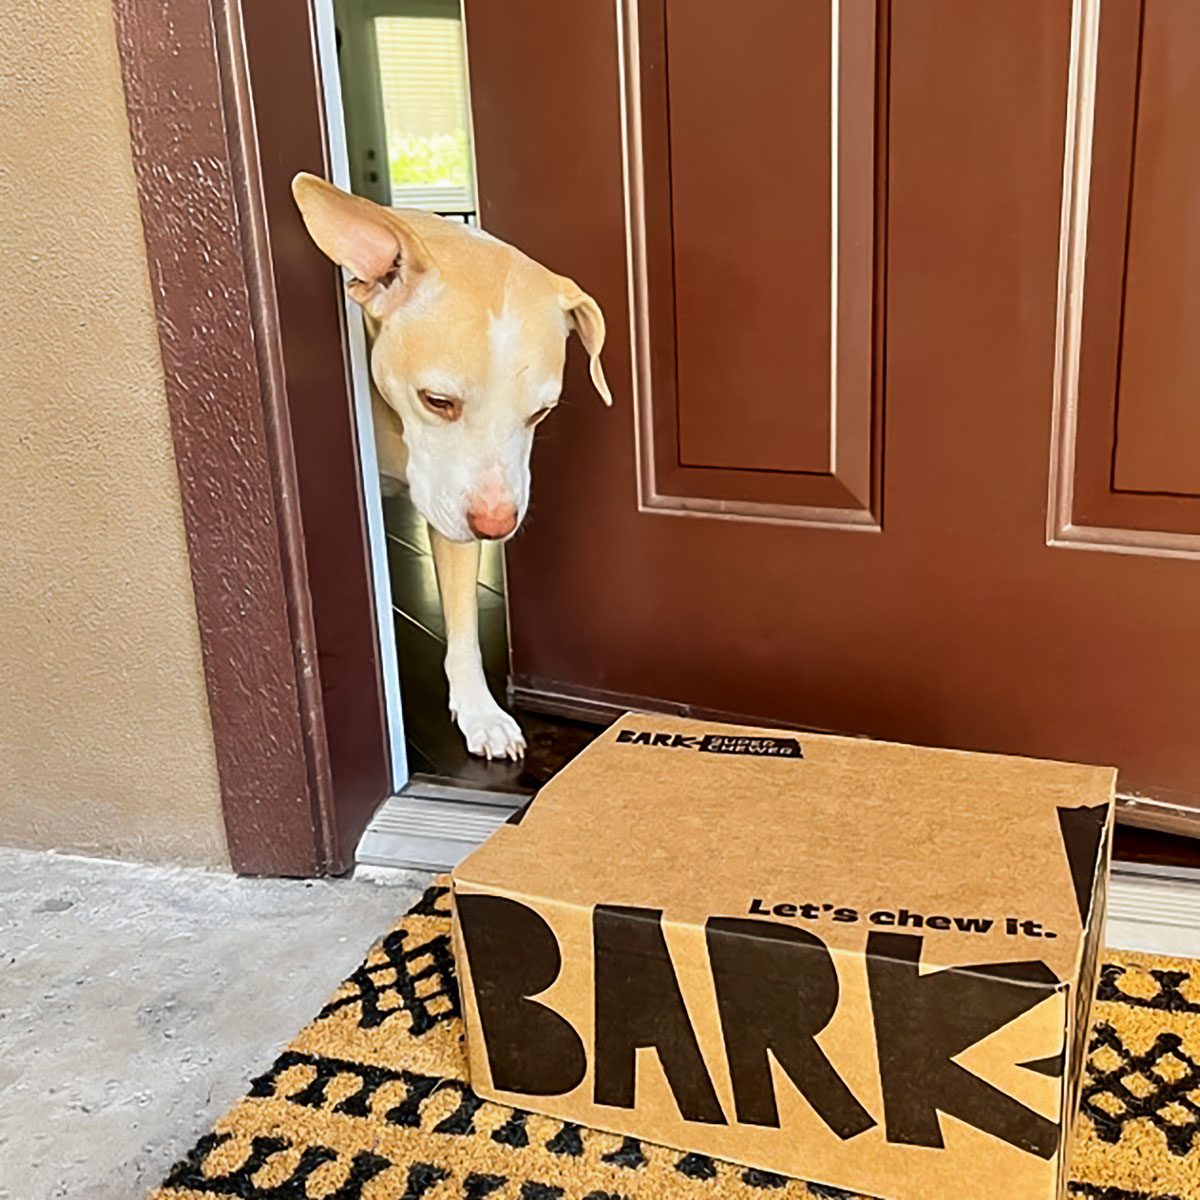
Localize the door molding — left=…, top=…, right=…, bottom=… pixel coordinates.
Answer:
left=112, top=0, right=393, bottom=873
left=1048, top=0, right=1200, bottom=560
left=617, top=0, right=886, bottom=530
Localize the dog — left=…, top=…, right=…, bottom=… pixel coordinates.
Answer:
left=291, top=174, right=610, bottom=761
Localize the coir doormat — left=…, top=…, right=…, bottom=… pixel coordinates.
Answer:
left=152, top=881, right=1200, bottom=1200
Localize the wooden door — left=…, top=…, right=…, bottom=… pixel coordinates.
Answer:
left=464, top=0, right=1200, bottom=833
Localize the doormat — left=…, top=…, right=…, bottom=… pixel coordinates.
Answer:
left=152, top=881, right=1200, bottom=1200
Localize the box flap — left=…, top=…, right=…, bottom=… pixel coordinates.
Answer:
left=455, top=714, right=1117, bottom=979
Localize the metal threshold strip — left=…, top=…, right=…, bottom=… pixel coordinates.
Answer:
left=356, top=775, right=527, bottom=873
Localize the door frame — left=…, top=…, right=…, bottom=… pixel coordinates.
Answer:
left=313, top=0, right=411, bottom=795
left=112, top=0, right=403, bottom=874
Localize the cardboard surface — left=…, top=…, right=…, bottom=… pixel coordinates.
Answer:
left=453, top=714, right=1115, bottom=1200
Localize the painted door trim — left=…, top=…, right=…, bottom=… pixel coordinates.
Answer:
left=112, top=0, right=394, bottom=873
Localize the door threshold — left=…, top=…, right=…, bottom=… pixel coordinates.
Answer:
left=1108, top=858, right=1200, bottom=885
left=1107, top=869, right=1200, bottom=957
left=355, top=776, right=525, bottom=873
left=357, top=787, right=1200, bottom=958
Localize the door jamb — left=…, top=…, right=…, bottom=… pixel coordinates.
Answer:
left=112, top=0, right=397, bottom=874
left=313, top=0, right=410, bottom=790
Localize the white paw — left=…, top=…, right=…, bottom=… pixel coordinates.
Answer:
left=451, top=697, right=526, bottom=761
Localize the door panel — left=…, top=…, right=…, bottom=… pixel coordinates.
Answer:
left=1112, top=0, right=1200, bottom=498
left=631, top=0, right=881, bottom=520
left=665, top=0, right=832, bottom=475
left=1066, top=0, right=1200, bottom=540
left=466, top=0, right=1200, bottom=831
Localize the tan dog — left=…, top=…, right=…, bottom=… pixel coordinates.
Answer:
left=291, top=174, right=610, bottom=761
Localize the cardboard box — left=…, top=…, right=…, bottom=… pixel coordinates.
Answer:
left=452, top=714, right=1115, bottom=1200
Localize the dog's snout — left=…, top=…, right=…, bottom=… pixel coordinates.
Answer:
left=466, top=501, right=518, bottom=540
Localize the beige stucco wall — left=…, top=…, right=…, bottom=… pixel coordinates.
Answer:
left=0, top=0, right=228, bottom=865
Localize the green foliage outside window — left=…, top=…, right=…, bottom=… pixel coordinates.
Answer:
left=388, top=129, right=470, bottom=189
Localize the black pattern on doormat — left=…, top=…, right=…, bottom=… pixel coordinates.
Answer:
left=1098, top=962, right=1200, bottom=1014
left=316, top=923, right=460, bottom=1034
left=1082, top=1024, right=1200, bottom=1155
left=150, top=882, right=1200, bottom=1200
left=1070, top=1186, right=1185, bottom=1200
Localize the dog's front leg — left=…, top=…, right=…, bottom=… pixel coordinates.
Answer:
left=429, top=527, right=526, bottom=761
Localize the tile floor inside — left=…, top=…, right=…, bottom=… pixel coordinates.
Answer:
left=382, top=490, right=601, bottom=793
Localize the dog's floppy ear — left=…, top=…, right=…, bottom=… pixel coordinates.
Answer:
left=555, top=277, right=612, bottom=406
left=291, top=172, right=433, bottom=318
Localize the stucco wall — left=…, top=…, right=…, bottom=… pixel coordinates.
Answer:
left=0, top=0, right=228, bottom=865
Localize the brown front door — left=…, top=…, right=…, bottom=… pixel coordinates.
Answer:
left=465, top=0, right=1200, bottom=833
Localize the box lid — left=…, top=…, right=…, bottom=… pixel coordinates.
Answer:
left=455, top=713, right=1116, bottom=980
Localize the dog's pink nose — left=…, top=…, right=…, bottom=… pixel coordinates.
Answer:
left=466, top=502, right=518, bottom=540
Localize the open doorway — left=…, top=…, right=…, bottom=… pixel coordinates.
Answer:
left=318, top=0, right=600, bottom=818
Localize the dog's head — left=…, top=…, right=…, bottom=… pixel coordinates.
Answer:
left=291, top=174, right=610, bottom=542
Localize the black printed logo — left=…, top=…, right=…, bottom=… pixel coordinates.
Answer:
left=615, top=729, right=803, bottom=759
left=456, top=897, right=1061, bottom=1160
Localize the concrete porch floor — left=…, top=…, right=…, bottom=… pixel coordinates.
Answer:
left=4, top=846, right=1200, bottom=1199
left=0, top=846, right=434, bottom=1199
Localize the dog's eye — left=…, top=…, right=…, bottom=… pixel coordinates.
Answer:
left=419, top=391, right=460, bottom=420
left=527, top=406, right=554, bottom=427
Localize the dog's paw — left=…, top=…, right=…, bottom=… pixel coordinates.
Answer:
left=452, top=699, right=526, bottom=762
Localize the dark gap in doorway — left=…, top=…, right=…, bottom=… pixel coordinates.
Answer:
left=383, top=490, right=602, bottom=792
left=1114, top=825, right=1200, bottom=870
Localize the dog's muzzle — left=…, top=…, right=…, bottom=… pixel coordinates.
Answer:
left=466, top=501, right=518, bottom=540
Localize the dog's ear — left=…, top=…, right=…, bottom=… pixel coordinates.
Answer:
left=555, top=277, right=612, bottom=406
left=291, top=172, right=433, bottom=318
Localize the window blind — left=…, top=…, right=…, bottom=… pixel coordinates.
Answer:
left=374, top=13, right=475, bottom=213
